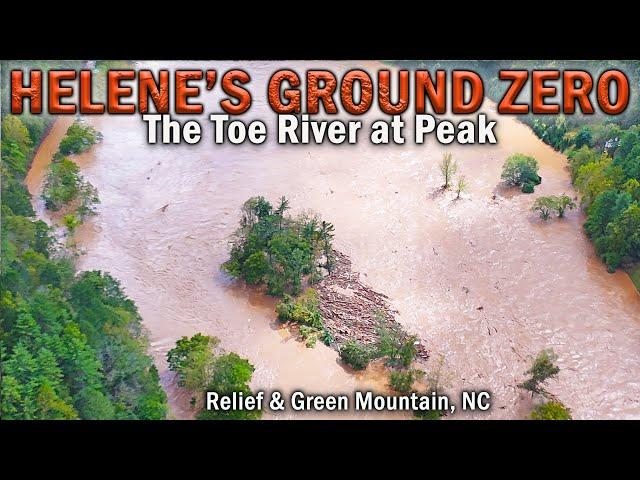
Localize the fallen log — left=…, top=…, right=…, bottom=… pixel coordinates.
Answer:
left=317, top=249, right=429, bottom=361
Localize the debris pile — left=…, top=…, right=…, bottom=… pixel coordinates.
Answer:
left=316, top=250, right=429, bottom=361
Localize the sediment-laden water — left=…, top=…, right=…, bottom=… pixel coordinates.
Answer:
left=26, top=61, right=640, bottom=419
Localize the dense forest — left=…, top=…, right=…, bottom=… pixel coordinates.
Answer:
left=1, top=64, right=167, bottom=418
left=222, top=196, right=335, bottom=346
left=222, top=195, right=335, bottom=296
left=533, top=120, right=640, bottom=278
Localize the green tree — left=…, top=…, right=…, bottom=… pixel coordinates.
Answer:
left=166, top=334, right=261, bottom=419
left=319, top=220, right=335, bottom=272
left=575, top=156, right=625, bottom=207
left=275, top=289, right=323, bottom=329
left=532, top=196, right=556, bottom=220
left=584, top=189, right=632, bottom=240
left=57, top=121, right=102, bottom=156
left=519, top=349, right=560, bottom=397
left=567, top=146, right=602, bottom=180
left=598, top=202, right=640, bottom=270
left=70, top=271, right=167, bottom=419
left=376, top=323, right=418, bottom=368
left=455, top=175, right=468, bottom=199
left=501, top=154, right=541, bottom=190
left=197, top=353, right=262, bottom=420
left=532, top=116, right=568, bottom=151
left=241, top=251, right=270, bottom=284
left=622, top=178, right=640, bottom=202
left=573, top=126, right=593, bottom=149
left=439, top=152, right=457, bottom=189
left=274, top=195, right=290, bottom=230
left=1, top=87, right=165, bottom=421
left=223, top=196, right=331, bottom=296
left=41, top=159, right=82, bottom=211
left=167, top=333, right=220, bottom=388
left=554, top=194, right=577, bottom=218
left=2, top=115, right=33, bottom=156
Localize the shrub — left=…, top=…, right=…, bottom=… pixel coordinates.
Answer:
left=521, top=182, right=535, bottom=194
left=376, top=323, right=418, bottom=368
left=389, top=369, right=423, bottom=394
left=299, top=325, right=320, bottom=348
left=339, top=340, right=371, bottom=370
left=531, top=401, right=572, bottom=420
left=321, top=329, right=335, bottom=346
left=276, top=290, right=325, bottom=348
left=62, top=214, right=81, bottom=234
left=275, top=289, right=323, bottom=329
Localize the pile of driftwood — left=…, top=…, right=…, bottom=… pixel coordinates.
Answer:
left=316, top=250, right=429, bottom=361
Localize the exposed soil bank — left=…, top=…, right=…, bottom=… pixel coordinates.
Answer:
left=26, top=60, right=640, bottom=419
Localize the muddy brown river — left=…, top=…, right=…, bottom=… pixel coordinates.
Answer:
left=26, top=61, right=640, bottom=419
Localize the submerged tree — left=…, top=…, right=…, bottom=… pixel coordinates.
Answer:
left=518, top=348, right=572, bottom=420
left=167, top=333, right=221, bottom=389
left=455, top=175, right=468, bottom=199
left=501, top=154, right=541, bottom=193
left=532, top=196, right=556, bottom=220
left=554, top=194, right=577, bottom=218
left=519, top=348, right=560, bottom=397
left=532, top=194, right=577, bottom=220
left=439, top=152, right=458, bottom=189
left=319, top=220, right=335, bottom=272
left=197, top=353, right=261, bottom=420
left=57, top=120, right=102, bottom=157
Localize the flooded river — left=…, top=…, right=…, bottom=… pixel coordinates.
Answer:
left=26, top=61, right=640, bottom=419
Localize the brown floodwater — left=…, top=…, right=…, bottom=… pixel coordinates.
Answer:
left=26, top=61, right=640, bottom=419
